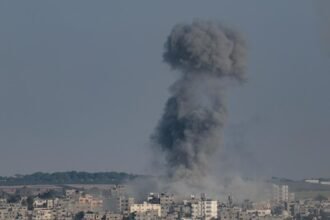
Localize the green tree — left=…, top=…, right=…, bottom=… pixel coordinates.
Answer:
left=7, top=195, right=21, bottom=203
left=74, top=211, right=84, bottom=220
left=27, top=196, right=34, bottom=210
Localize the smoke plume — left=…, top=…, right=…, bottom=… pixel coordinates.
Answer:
left=151, top=20, right=247, bottom=187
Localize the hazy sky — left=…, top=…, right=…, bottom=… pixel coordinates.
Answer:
left=0, top=1, right=329, bottom=179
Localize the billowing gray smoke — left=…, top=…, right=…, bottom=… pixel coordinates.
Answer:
left=151, top=20, right=247, bottom=185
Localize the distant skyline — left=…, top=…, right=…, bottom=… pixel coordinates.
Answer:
left=0, top=1, right=329, bottom=179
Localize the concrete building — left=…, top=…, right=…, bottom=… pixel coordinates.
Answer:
left=159, top=193, right=175, bottom=217
left=130, top=202, right=161, bottom=217
left=32, top=209, right=53, bottom=220
left=117, top=196, right=135, bottom=215
left=77, top=194, right=103, bottom=211
left=246, top=209, right=272, bottom=217
left=104, top=213, right=123, bottom=220
left=191, top=199, right=218, bottom=220
left=272, top=184, right=290, bottom=203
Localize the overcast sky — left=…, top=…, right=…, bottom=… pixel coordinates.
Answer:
left=0, top=1, right=329, bottom=179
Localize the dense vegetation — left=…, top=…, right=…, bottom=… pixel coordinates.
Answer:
left=0, top=171, right=140, bottom=185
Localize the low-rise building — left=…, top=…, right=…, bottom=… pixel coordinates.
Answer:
left=130, top=202, right=161, bottom=217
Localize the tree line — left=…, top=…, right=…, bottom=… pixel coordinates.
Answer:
left=0, top=171, right=140, bottom=185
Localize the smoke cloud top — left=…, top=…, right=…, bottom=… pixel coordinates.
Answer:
left=151, top=20, right=247, bottom=188
left=163, top=21, right=246, bottom=81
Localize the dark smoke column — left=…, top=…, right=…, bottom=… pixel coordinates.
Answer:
left=152, top=20, right=247, bottom=184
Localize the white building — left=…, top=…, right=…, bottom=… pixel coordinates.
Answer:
left=305, top=179, right=320, bottom=184
left=191, top=199, right=218, bottom=220
left=320, top=181, right=330, bottom=185
left=33, top=198, right=47, bottom=208
left=130, top=202, right=161, bottom=217
left=272, top=184, right=290, bottom=203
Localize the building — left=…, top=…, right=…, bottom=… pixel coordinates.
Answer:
left=32, top=209, right=54, bottom=220
left=320, top=181, right=330, bottom=185
left=104, top=213, right=123, bottom=220
left=77, top=194, right=103, bottom=211
left=272, top=184, right=290, bottom=203
left=160, top=193, right=175, bottom=217
left=305, top=179, right=320, bottom=184
left=246, top=209, right=272, bottom=217
left=191, top=199, right=218, bottom=220
left=117, top=196, right=135, bottom=215
left=130, top=202, right=161, bottom=217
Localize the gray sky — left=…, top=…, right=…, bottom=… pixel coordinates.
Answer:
left=0, top=1, right=329, bottom=179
